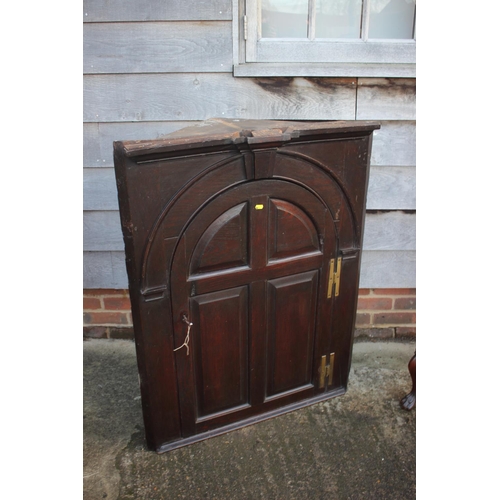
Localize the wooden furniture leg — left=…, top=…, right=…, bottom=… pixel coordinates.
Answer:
left=400, top=352, right=416, bottom=410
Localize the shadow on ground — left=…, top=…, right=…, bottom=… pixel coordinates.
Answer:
left=83, top=339, right=415, bottom=500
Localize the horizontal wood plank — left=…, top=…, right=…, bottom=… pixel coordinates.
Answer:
left=363, top=212, right=415, bottom=251
left=83, top=250, right=416, bottom=289
left=84, top=166, right=416, bottom=211
left=83, top=252, right=129, bottom=289
left=83, top=210, right=415, bottom=252
left=83, top=169, right=119, bottom=210
left=84, top=22, right=232, bottom=74
left=366, top=166, right=415, bottom=209
left=357, top=78, right=416, bottom=120
left=84, top=211, right=124, bottom=251
left=83, top=74, right=357, bottom=122
left=359, top=250, right=416, bottom=289
left=83, top=0, right=232, bottom=22
left=371, top=121, right=415, bottom=166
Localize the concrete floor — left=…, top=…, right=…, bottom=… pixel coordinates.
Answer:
left=83, top=339, right=416, bottom=500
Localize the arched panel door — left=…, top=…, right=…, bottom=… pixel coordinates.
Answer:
left=170, top=179, right=341, bottom=438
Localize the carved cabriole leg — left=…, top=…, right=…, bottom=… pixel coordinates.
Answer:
left=400, top=353, right=416, bottom=411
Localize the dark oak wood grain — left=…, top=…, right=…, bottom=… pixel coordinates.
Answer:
left=114, top=118, right=379, bottom=452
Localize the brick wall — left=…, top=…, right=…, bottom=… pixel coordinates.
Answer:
left=83, top=290, right=134, bottom=339
left=83, top=288, right=416, bottom=340
left=355, top=289, right=416, bottom=339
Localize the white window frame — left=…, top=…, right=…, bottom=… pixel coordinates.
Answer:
left=233, top=0, right=416, bottom=77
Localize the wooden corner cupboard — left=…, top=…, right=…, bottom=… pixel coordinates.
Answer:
left=113, top=119, right=380, bottom=453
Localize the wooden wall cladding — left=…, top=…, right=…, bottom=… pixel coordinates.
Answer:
left=357, top=79, right=416, bottom=120
left=83, top=76, right=413, bottom=123
left=83, top=251, right=126, bottom=289
left=83, top=22, right=233, bottom=74
left=360, top=251, right=416, bottom=289
left=83, top=0, right=232, bottom=22
left=83, top=75, right=358, bottom=122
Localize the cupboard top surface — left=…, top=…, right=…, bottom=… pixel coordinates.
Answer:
left=115, top=118, right=380, bottom=158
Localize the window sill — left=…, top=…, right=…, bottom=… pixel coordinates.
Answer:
left=233, top=62, right=416, bottom=78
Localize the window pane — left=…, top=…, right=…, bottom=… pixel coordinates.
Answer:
left=315, top=0, right=363, bottom=39
left=261, top=0, right=309, bottom=38
left=369, top=0, right=416, bottom=39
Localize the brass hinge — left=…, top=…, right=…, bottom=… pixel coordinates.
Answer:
left=327, top=257, right=342, bottom=298
left=319, top=353, right=335, bottom=389
left=243, top=15, right=248, bottom=40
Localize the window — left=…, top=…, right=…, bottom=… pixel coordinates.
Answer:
left=233, top=0, right=416, bottom=77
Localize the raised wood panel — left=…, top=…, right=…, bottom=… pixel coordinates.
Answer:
left=83, top=250, right=416, bottom=289
left=366, top=166, right=415, bottom=210
left=266, top=271, right=318, bottom=397
left=83, top=74, right=357, bottom=122
left=83, top=0, right=232, bottom=22
left=83, top=210, right=415, bottom=252
left=357, top=78, right=416, bottom=120
left=84, top=122, right=197, bottom=167
left=371, top=121, right=416, bottom=166
left=191, top=286, right=249, bottom=418
left=84, top=22, right=232, bottom=74
left=190, top=203, right=249, bottom=275
left=268, top=199, right=320, bottom=261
